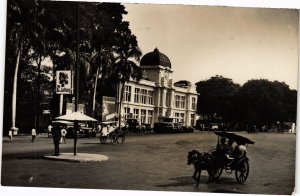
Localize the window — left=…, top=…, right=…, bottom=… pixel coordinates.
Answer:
left=134, top=88, right=140, bottom=103
left=180, top=113, right=185, bottom=123
left=147, top=110, right=153, bottom=124
left=175, top=95, right=180, bottom=108
left=124, top=107, right=130, bottom=119
left=166, top=92, right=169, bottom=107
left=141, top=109, right=146, bottom=124
left=174, top=112, right=185, bottom=123
left=181, top=96, right=186, bottom=108
left=192, top=97, right=196, bottom=110
left=140, top=89, right=147, bottom=104
left=174, top=113, right=180, bottom=123
left=124, top=85, right=131, bottom=102
left=191, top=114, right=195, bottom=126
left=133, top=109, right=139, bottom=119
left=175, top=95, right=186, bottom=109
left=148, top=91, right=154, bottom=105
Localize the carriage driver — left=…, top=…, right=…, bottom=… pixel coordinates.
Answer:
left=217, top=138, right=234, bottom=165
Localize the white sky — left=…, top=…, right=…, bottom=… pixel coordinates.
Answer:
left=123, top=4, right=299, bottom=89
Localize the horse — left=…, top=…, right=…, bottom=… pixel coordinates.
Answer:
left=187, top=150, right=214, bottom=187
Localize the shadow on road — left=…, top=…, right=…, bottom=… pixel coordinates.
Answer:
left=156, top=175, right=242, bottom=188
left=155, top=176, right=195, bottom=187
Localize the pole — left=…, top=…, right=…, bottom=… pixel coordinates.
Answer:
left=59, top=94, right=63, bottom=116
left=74, top=2, right=80, bottom=156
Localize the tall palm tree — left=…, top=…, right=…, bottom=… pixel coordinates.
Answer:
left=7, top=0, right=45, bottom=130
left=113, top=25, right=142, bottom=129
left=90, top=47, right=115, bottom=116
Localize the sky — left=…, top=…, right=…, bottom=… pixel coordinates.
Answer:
left=123, top=4, right=299, bottom=89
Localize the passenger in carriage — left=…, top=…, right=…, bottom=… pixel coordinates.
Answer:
left=233, top=141, right=247, bottom=159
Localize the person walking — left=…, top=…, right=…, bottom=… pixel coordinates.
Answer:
left=8, top=128, right=13, bottom=142
left=60, top=126, right=67, bottom=143
left=31, top=128, right=37, bottom=143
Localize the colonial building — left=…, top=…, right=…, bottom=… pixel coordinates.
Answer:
left=112, top=48, right=198, bottom=127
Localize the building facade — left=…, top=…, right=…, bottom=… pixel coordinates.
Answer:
left=114, top=48, right=198, bottom=127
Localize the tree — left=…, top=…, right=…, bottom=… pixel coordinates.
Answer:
left=112, top=22, right=142, bottom=129
left=6, top=0, right=46, bottom=131
left=82, top=3, right=128, bottom=118
left=235, top=79, right=297, bottom=126
left=195, top=75, right=240, bottom=123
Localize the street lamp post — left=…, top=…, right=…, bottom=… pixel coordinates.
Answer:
left=74, top=2, right=80, bottom=156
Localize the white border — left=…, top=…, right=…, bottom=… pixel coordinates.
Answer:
left=0, top=1, right=299, bottom=196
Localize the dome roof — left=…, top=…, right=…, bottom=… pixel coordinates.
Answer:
left=174, top=80, right=192, bottom=88
left=140, top=48, right=171, bottom=68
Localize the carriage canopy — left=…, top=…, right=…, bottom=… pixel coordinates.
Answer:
left=214, top=131, right=255, bottom=145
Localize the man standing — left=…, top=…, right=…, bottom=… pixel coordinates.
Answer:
left=52, top=126, right=61, bottom=156
left=31, top=128, right=37, bottom=143
left=47, top=124, right=53, bottom=138
left=60, top=126, right=67, bottom=143
left=8, top=128, right=13, bottom=142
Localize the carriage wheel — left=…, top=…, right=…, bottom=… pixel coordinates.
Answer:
left=235, top=159, right=249, bottom=183
left=211, top=167, right=223, bottom=180
left=117, top=135, right=125, bottom=143
left=99, top=136, right=107, bottom=144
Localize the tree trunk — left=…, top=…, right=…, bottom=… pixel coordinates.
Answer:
left=118, top=81, right=125, bottom=129
left=35, top=55, right=42, bottom=130
left=92, top=67, right=99, bottom=116
left=12, top=45, right=21, bottom=129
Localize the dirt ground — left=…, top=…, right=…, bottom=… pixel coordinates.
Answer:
left=1, top=131, right=296, bottom=195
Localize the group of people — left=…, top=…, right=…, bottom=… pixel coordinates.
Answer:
left=217, top=137, right=247, bottom=165
left=7, top=127, right=36, bottom=143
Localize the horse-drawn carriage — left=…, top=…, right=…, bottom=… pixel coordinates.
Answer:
left=187, top=131, right=255, bottom=186
left=99, top=121, right=126, bottom=144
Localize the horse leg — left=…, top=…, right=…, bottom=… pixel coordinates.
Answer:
left=192, top=169, right=197, bottom=181
left=207, top=169, right=212, bottom=184
left=196, top=170, right=201, bottom=187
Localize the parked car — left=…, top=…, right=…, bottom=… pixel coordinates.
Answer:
left=127, top=118, right=146, bottom=133
left=65, top=124, right=97, bottom=138
left=210, top=123, right=219, bottom=131
left=173, top=123, right=184, bottom=133
left=153, top=122, right=176, bottom=133
left=182, top=125, right=195, bottom=133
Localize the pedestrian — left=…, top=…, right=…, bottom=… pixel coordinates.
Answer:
left=60, top=126, right=67, bottom=143
left=52, top=126, right=61, bottom=156
left=31, top=128, right=37, bottom=143
left=97, top=124, right=102, bottom=133
left=47, top=124, right=53, bottom=138
left=8, top=128, right=13, bottom=142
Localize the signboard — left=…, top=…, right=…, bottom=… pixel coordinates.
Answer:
left=66, top=103, right=85, bottom=114
left=42, top=110, right=51, bottom=114
left=102, top=96, right=116, bottom=121
left=56, top=70, right=73, bottom=94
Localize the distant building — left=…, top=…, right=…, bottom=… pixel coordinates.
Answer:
left=113, top=48, right=198, bottom=127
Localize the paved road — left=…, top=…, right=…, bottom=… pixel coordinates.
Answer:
left=0, top=131, right=296, bottom=195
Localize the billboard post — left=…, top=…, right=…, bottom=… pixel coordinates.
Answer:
left=56, top=70, right=73, bottom=116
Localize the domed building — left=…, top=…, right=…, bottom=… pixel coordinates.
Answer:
left=110, top=48, right=198, bottom=127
